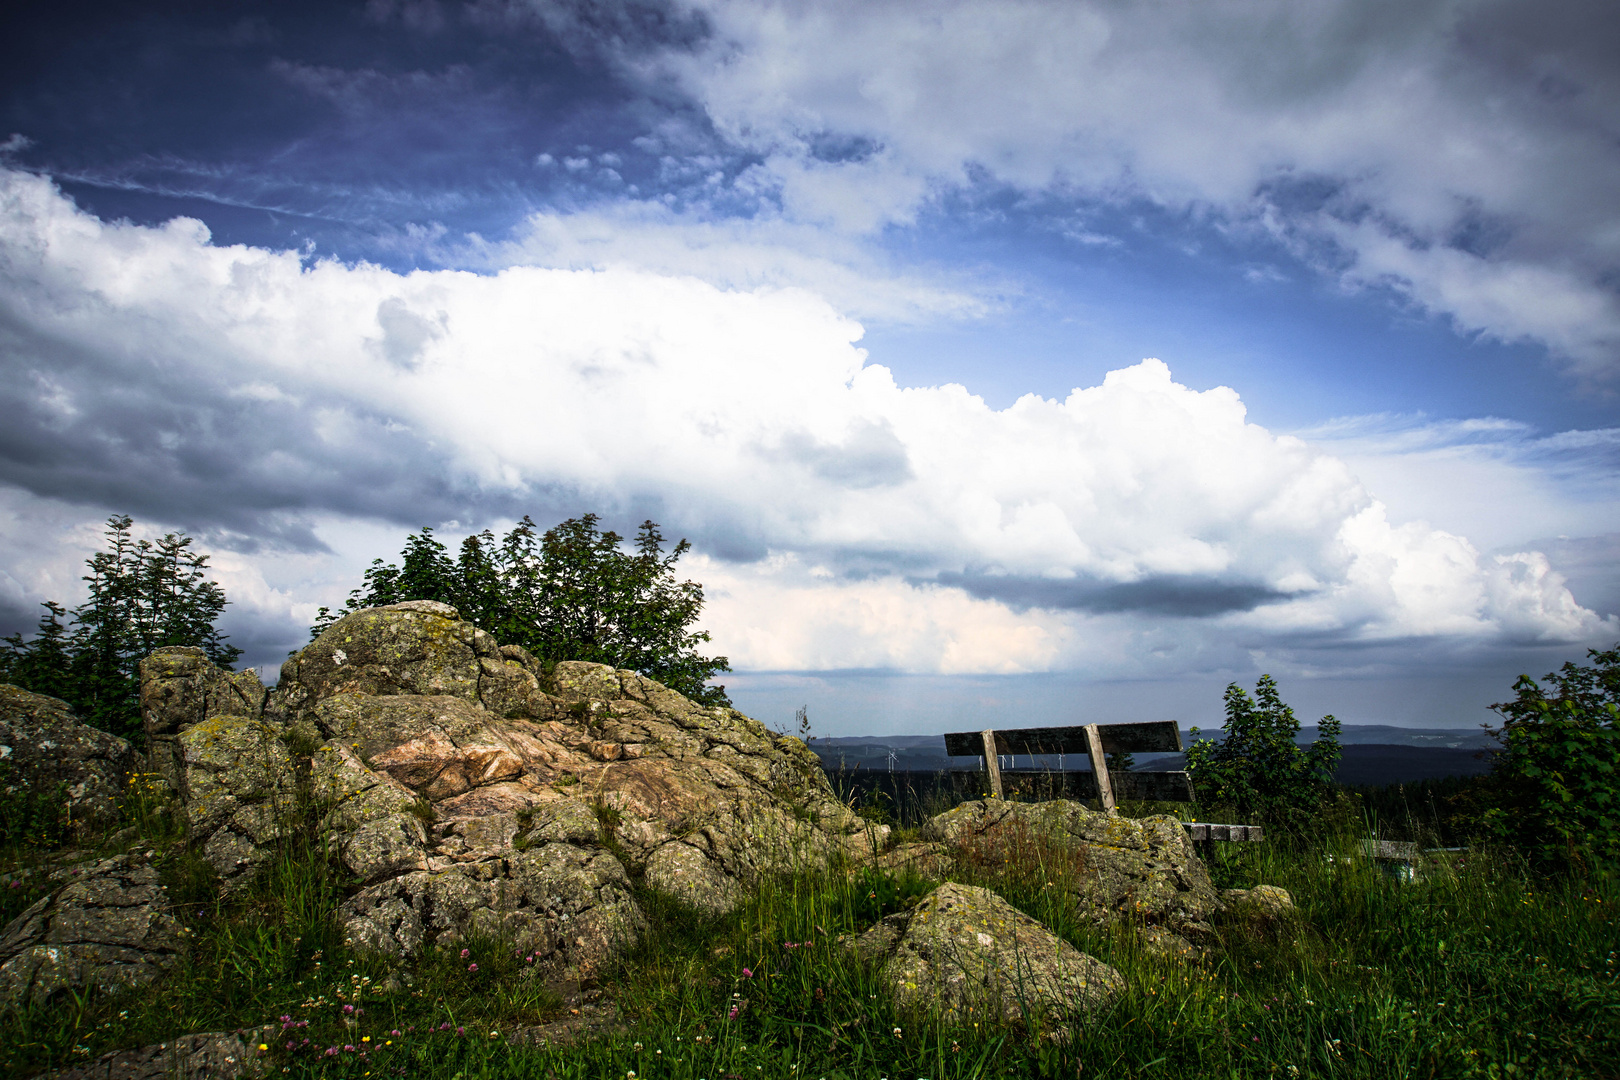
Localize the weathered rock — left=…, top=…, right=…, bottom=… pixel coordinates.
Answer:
left=140, top=648, right=266, bottom=794
left=0, top=684, right=135, bottom=830
left=273, top=602, right=548, bottom=725
left=47, top=1027, right=272, bottom=1080
left=339, top=843, right=642, bottom=978
left=924, top=800, right=1219, bottom=937
left=1219, top=885, right=1296, bottom=921
left=310, top=740, right=429, bottom=883
left=178, top=716, right=296, bottom=889
left=845, top=882, right=1121, bottom=1034
left=0, top=854, right=183, bottom=1007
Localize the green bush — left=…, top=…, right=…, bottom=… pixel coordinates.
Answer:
left=1185, top=674, right=1342, bottom=824
left=1481, top=644, right=1620, bottom=870
left=312, top=514, right=731, bottom=707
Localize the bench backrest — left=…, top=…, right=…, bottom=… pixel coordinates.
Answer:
left=943, top=720, right=1182, bottom=757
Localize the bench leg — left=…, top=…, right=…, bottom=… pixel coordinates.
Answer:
left=980, top=729, right=1003, bottom=799
left=1084, top=723, right=1116, bottom=814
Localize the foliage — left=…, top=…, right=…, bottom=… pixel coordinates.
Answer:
left=1186, top=674, right=1342, bottom=823
left=313, top=514, right=731, bottom=706
left=0, top=760, right=69, bottom=852
left=1479, top=643, right=1620, bottom=870
left=0, top=515, right=240, bottom=740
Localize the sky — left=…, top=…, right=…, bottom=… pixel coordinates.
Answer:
left=2, top=0, right=1618, bottom=736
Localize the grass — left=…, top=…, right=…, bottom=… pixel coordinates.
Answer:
left=2, top=780, right=1618, bottom=1079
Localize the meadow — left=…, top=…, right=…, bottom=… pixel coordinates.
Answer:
left=3, top=775, right=1616, bottom=1080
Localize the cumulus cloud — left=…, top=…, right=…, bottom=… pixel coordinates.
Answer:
left=0, top=168, right=1610, bottom=676
left=628, top=0, right=1620, bottom=372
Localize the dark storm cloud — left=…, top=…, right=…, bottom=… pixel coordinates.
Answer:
left=935, top=571, right=1293, bottom=618
left=0, top=292, right=538, bottom=549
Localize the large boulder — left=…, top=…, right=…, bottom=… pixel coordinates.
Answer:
left=924, top=800, right=1220, bottom=939
left=845, top=882, right=1121, bottom=1036
left=139, top=601, right=882, bottom=978
left=140, top=647, right=267, bottom=794
left=273, top=600, right=545, bottom=725
left=0, top=853, right=183, bottom=1007
left=0, top=684, right=134, bottom=830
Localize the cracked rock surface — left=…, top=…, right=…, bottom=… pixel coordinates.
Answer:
left=0, top=854, right=183, bottom=1006
left=0, top=685, right=135, bottom=830
left=845, top=882, right=1121, bottom=1034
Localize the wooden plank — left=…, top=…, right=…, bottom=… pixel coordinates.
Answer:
left=997, top=769, right=1194, bottom=802
left=981, top=729, right=1003, bottom=799
left=943, top=721, right=1181, bottom=757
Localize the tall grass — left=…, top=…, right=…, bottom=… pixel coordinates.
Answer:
left=3, top=783, right=1616, bottom=1078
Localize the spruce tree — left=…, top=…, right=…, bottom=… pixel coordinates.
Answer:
left=0, top=515, right=241, bottom=741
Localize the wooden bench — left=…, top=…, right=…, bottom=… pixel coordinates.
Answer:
left=943, top=721, right=1191, bottom=812
left=942, top=721, right=1264, bottom=843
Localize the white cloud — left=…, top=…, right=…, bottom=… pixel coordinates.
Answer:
left=636, top=0, right=1620, bottom=371
left=0, top=168, right=1611, bottom=677
left=470, top=200, right=996, bottom=324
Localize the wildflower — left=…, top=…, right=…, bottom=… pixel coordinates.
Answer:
left=742, top=968, right=753, bottom=978
left=456, top=1027, right=465, bottom=1036
left=258, top=1044, right=269, bottom=1051
left=343, top=1005, right=355, bottom=1014
left=460, top=948, right=470, bottom=959
left=892, top=1027, right=902, bottom=1038
left=468, top=963, right=478, bottom=972
left=634, top=1042, right=644, bottom=1052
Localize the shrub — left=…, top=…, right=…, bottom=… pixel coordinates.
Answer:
left=1480, top=644, right=1620, bottom=870
left=1185, top=674, right=1341, bottom=824
left=312, top=514, right=731, bottom=706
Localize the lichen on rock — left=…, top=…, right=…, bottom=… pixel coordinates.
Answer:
left=0, top=684, right=134, bottom=830
left=845, top=881, right=1121, bottom=1036
left=924, top=799, right=1220, bottom=938
left=0, top=854, right=184, bottom=1006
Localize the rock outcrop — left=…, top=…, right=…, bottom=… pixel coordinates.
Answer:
left=138, top=601, right=880, bottom=978
left=924, top=799, right=1220, bottom=941
left=0, top=685, right=135, bottom=830
left=0, top=854, right=183, bottom=1006
left=845, top=882, right=1121, bottom=1035
left=139, top=647, right=268, bottom=795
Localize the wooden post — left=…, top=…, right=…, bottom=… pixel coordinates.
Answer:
left=1084, top=723, right=1116, bottom=814
left=980, top=729, right=1003, bottom=799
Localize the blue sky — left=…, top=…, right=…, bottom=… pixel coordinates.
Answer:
left=2, top=0, right=1618, bottom=734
